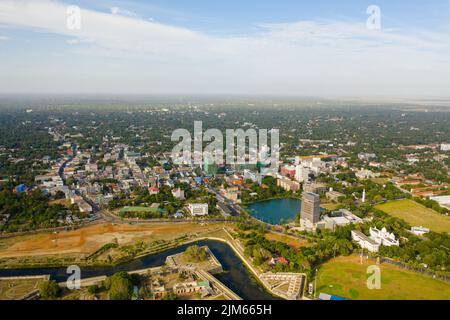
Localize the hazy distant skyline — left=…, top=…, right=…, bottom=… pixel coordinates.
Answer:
left=1, top=0, right=450, bottom=97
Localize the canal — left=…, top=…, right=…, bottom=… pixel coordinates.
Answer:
left=0, top=240, right=278, bottom=300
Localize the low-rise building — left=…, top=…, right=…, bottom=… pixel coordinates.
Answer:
left=277, top=177, right=301, bottom=192
left=317, top=209, right=362, bottom=231
left=295, top=165, right=311, bottom=183
left=281, top=165, right=296, bottom=179
left=172, top=188, right=185, bottom=200
left=358, top=153, right=377, bottom=162
left=221, top=187, right=241, bottom=203
left=369, top=227, right=399, bottom=247
left=411, top=226, right=430, bottom=236
left=441, top=143, right=450, bottom=151
left=243, top=169, right=262, bottom=184
left=188, top=203, right=209, bottom=216
left=303, top=182, right=327, bottom=194
left=85, top=163, right=98, bottom=172
left=173, top=280, right=211, bottom=297
left=70, top=196, right=93, bottom=213
left=351, top=230, right=380, bottom=252
left=430, top=195, right=450, bottom=210
left=355, top=169, right=380, bottom=180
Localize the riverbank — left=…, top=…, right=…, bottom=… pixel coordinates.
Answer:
left=0, top=222, right=228, bottom=262
left=0, top=227, right=232, bottom=269
left=0, top=222, right=305, bottom=300
left=0, top=238, right=277, bottom=300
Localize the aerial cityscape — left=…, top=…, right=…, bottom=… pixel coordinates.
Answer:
left=0, top=0, right=449, bottom=309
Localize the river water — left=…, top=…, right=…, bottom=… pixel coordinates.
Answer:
left=0, top=240, right=278, bottom=300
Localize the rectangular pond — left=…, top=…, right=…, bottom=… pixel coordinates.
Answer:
left=246, top=198, right=301, bottom=225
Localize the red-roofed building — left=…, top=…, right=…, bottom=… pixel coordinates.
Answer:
left=270, top=257, right=289, bottom=265
left=149, top=187, right=160, bottom=195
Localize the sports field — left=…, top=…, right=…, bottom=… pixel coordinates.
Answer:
left=375, top=199, right=450, bottom=233
left=317, top=255, right=450, bottom=300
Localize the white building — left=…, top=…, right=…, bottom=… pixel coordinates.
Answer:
left=317, top=209, right=363, bottom=231
left=188, top=203, right=209, bottom=216
left=85, top=163, right=98, bottom=172
left=358, top=153, right=377, bottom=162
left=172, top=188, right=185, bottom=200
left=351, top=227, right=399, bottom=252
left=441, top=143, right=450, bottom=151
left=430, top=195, right=450, bottom=209
left=243, top=169, right=262, bottom=184
left=369, top=227, right=399, bottom=247
left=294, top=157, right=326, bottom=177
left=411, top=226, right=430, bottom=236
left=70, top=196, right=93, bottom=213
left=295, top=165, right=311, bottom=183
left=351, top=230, right=380, bottom=252
left=355, top=169, right=380, bottom=180
left=308, top=158, right=326, bottom=175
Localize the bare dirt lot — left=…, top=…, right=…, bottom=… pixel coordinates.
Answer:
left=0, top=222, right=225, bottom=259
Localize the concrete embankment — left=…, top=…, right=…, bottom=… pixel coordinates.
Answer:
left=193, top=229, right=292, bottom=300
left=197, top=269, right=241, bottom=300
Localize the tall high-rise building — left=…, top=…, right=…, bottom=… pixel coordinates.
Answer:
left=300, top=192, right=321, bottom=230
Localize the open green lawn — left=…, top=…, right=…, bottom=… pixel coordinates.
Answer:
left=317, top=255, right=450, bottom=300
left=320, top=202, right=340, bottom=211
left=375, top=199, right=450, bottom=233
left=371, top=178, right=390, bottom=185
left=120, top=206, right=163, bottom=214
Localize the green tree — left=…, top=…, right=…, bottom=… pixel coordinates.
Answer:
left=39, top=280, right=60, bottom=299
left=104, top=272, right=133, bottom=300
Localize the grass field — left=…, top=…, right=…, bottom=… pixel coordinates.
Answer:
left=0, top=277, right=45, bottom=300
left=371, top=178, right=390, bottom=185
left=317, top=255, right=450, bottom=300
left=264, top=232, right=310, bottom=248
left=320, top=202, right=340, bottom=211
left=375, top=199, right=450, bottom=233
left=120, top=206, right=164, bottom=214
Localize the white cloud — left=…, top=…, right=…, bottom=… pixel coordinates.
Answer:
left=110, top=6, right=137, bottom=17
left=0, top=35, right=9, bottom=41
left=0, top=0, right=449, bottom=96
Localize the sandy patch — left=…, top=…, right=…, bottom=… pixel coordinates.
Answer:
left=0, top=223, right=219, bottom=258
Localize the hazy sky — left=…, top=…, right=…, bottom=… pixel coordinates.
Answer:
left=0, top=0, right=450, bottom=97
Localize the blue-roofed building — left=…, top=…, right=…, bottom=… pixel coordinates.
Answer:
left=319, top=293, right=348, bottom=300
left=195, top=177, right=203, bottom=185
left=15, top=184, right=27, bottom=193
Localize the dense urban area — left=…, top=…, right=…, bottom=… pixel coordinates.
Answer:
left=0, top=97, right=449, bottom=301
